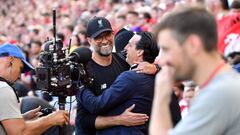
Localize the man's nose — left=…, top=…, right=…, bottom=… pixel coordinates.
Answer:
left=124, top=44, right=129, bottom=50
left=101, top=38, right=109, bottom=44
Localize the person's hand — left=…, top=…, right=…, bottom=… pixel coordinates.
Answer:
left=117, top=104, right=149, bottom=126
left=22, top=106, right=42, bottom=120
left=154, top=66, right=175, bottom=103
left=133, top=61, right=157, bottom=75
left=46, top=110, right=69, bottom=126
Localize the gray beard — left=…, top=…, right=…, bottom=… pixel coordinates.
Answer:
left=95, top=45, right=113, bottom=57
left=97, top=51, right=111, bottom=56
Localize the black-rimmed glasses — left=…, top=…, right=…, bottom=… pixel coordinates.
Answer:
left=94, top=32, right=113, bottom=44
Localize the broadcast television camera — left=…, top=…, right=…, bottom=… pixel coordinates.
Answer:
left=36, top=39, right=92, bottom=97
left=36, top=10, right=92, bottom=98
left=35, top=9, right=92, bottom=135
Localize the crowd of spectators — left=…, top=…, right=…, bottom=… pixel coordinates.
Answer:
left=0, top=0, right=171, bottom=96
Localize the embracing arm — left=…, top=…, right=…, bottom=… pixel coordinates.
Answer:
left=95, top=104, right=149, bottom=129
left=76, top=102, right=148, bottom=130
left=133, top=61, right=159, bottom=74
left=78, top=72, right=136, bottom=114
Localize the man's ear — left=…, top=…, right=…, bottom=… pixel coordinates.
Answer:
left=185, top=34, right=202, bottom=55
left=8, top=56, right=14, bottom=67
left=87, top=37, right=92, bottom=44
left=137, top=50, right=144, bottom=57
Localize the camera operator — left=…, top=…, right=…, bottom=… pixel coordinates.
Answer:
left=0, top=43, right=69, bottom=135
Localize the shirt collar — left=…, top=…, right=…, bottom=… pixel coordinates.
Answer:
left=130, top=64, right=138, bottom=70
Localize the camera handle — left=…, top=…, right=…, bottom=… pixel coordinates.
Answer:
left=58, top=96, right=66, bottom=135
left=58, top=96, right=66, bottom=110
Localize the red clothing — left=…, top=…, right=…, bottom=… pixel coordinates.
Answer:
left=217, top=11, right=240, bottom=54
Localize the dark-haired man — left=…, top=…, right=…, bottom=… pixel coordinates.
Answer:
left=150, top=6, right=240, bottom=135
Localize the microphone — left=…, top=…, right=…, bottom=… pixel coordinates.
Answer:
left=69, top=47, right=92, bottom=63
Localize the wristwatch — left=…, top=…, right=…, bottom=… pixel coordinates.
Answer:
left=154, top=64, right=161, bottom=73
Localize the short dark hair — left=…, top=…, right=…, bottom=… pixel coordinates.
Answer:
left=231, top=0, right=240, bottom=9
left=156, top=6, right=218, bottom=52
left=72, top=34, right=81, bottom=46
left=31, top=40, right=42, bottom=47
left=136, top=32, right=159, bottom=63
left=127, top=11, right=139, bottom=17
left=64, top=25, right=74, bottom=32
left=57, top=33, right=65, bottom=42
left=116, top=15, right=126, bottom=20
left=220, top=0, right=229, bottom=10
left=142, top=12, right=151, bottom=22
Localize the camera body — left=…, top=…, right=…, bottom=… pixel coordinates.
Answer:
left=36, top=39, right=92, bottom=97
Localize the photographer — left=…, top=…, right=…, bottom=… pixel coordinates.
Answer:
left=0, top=43, right=69, bottom=135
